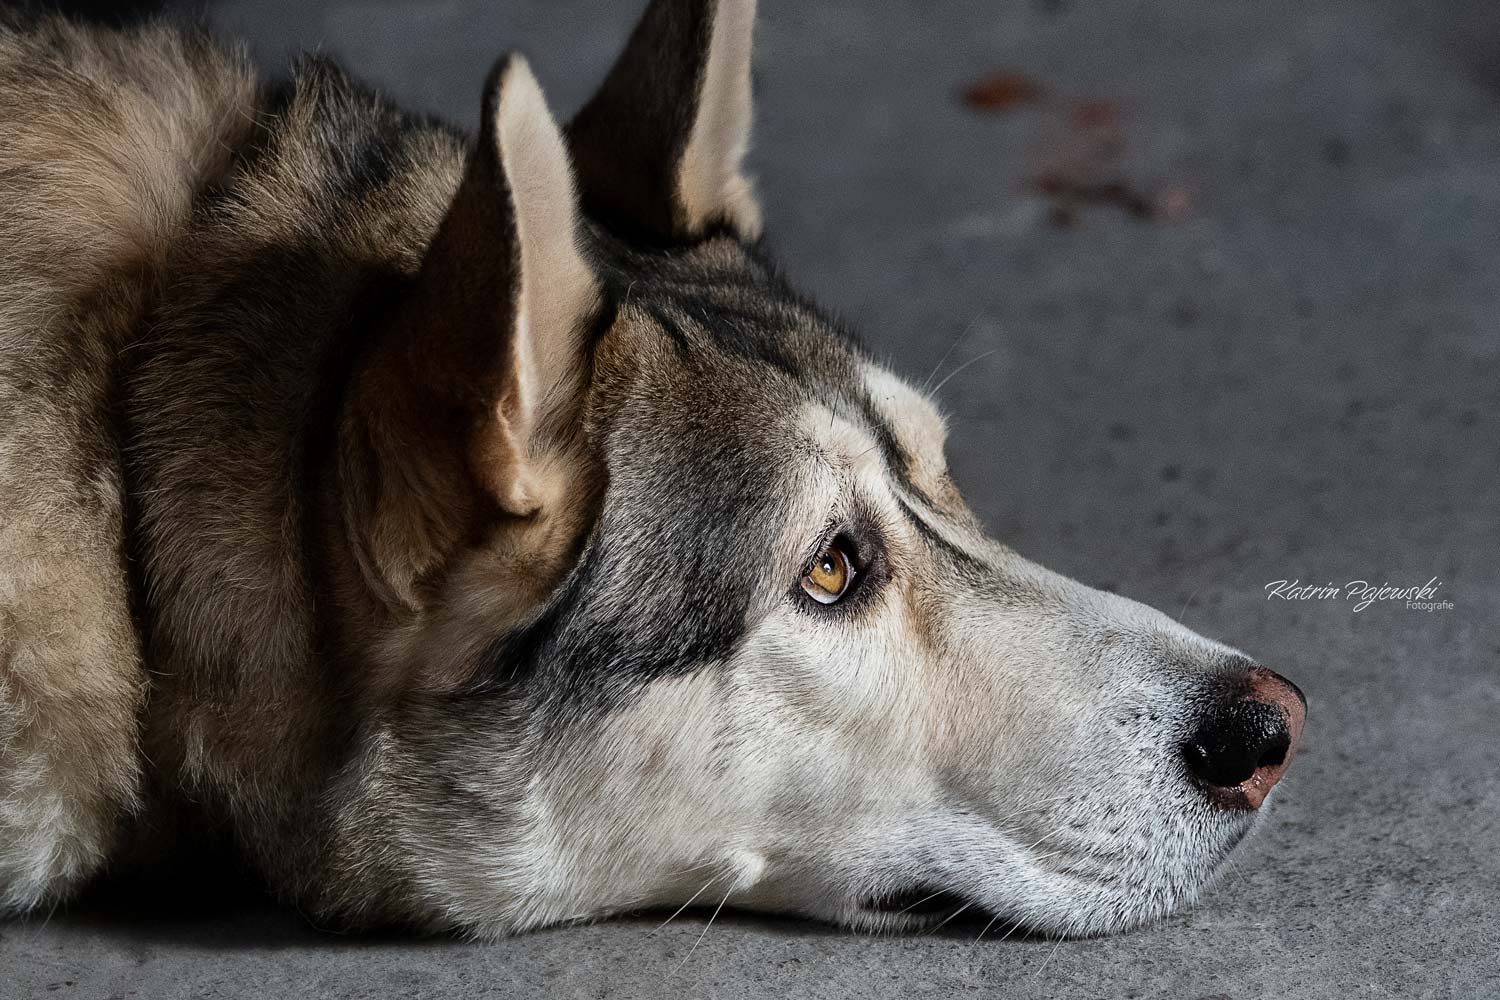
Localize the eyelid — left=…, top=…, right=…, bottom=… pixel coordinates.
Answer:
left=798, top=515, right=843, bottom=577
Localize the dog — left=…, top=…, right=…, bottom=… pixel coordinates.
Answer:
left=0, top=0, right=1306, bottom=938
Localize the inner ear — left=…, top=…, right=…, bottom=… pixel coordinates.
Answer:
left=343, top=54, right=600, bottom=610
left=567, top=0, right=761, bottom=243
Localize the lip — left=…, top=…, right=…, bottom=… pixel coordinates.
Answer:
left=1192, top=777, right=1256, bottom=810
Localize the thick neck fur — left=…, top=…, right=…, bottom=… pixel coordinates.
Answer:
left=122, top=57, right=470, bottom=913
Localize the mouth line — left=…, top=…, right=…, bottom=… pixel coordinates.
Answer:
left=856, top=884, right=1054, bottom=941
left=858, top=883, right=972, bottom=918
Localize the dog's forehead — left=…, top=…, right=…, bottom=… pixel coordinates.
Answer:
left=590, top=237, right=953, bottom=518
left=594, top=239, right=868, bottom=424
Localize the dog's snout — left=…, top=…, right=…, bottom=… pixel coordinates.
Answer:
left=1182, top=667, right=1306, bottom=809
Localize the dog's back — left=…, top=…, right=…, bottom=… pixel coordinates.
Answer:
left=0, top=14, right=253, bottom=908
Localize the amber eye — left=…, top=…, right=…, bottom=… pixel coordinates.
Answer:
left=801, top=539, right=856, bottom=605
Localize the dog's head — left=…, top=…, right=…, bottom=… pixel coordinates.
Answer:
left=338, top=0, right=1305, bottom=938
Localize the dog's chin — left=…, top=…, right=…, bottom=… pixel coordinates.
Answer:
left=841, top=879, right=1192, bottom=939
left=834, top=812, right=1259, bottom=939
left=849, top=884, right=977, bottom=932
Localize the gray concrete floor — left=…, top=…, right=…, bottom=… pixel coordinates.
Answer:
left=4, top=1, right=1499, bottom=997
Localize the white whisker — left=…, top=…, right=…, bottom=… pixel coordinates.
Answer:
left=652, top=871, right=723, bottom=933
left=669, top=880, right=735, bottom=977
left=981, top=790, right=1077, bottom=833
left=926, top=900, right=972, bottom=935
left=922, top=314, right=984, bottom=393
left=930, top=348, right=999, bottom=397
left=1176, top=586, right=1202, bottom=625
left=971, top=911, right=1004, bottom=948
left=1032, top=934, right=1065, bottom=981
left=893, top=887, right=950, bottom=916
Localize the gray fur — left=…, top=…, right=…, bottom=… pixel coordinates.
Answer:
left=0, top=0, right=1302, bottom=937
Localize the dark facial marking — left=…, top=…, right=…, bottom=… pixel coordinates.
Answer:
left=895, top=497, right=989, bottom=574
left=855, top=394, right=937, bottom=511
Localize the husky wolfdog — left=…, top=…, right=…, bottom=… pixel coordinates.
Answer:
left=0, top=0, right=1305, bottom=937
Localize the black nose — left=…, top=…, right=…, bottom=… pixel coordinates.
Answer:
left=1182, top=700, right=1291, bottom=788
left=1183, top=667, right=1306, bottom=809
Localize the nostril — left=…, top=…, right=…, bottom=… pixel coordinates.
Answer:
left=1257, top=735, right=1289, bottom=770
left=1182, top=700, right=1292, bottom=790
left=1182, top=740, right=1244, bottom=787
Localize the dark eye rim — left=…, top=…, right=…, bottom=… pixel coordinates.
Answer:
left=790, top=519, right=887, bottom=615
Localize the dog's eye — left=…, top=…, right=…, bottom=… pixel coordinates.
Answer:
left=801, top=539, right=856, bottom=604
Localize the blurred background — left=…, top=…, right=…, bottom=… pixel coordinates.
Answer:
left=6, top=1, right=1498, bottom=997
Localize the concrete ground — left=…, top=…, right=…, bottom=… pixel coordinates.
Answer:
left=4, top=1, right=1498, bottom=997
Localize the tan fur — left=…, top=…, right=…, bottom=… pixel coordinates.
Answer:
left=0, top=15, right=256, bottom=907
left=493, top=58, right=601, bottom=449
left=343, top=57, right=599, bottom=612
left=0, top=2, right=1293, bottom=938
left=677, top=0, right=761, bottom=237
left=374, top=444, right=601, bottom=699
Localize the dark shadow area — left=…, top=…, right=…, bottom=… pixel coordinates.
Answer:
left=1, top=0, right=199, bottom=23
left=8, top=842, right=322, bottom=951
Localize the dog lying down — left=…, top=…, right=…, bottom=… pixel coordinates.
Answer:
left=0, top=0, right=1305, bottom=937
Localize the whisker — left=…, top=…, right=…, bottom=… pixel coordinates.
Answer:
left=1032, top=934, right=1065, bottom=981
left=652, top=871, right=723, bottom=933
left=1020, top=824, right=1073, bottom=855
left=1176, top=586, right=1202, bottom=625
left=665, top=858, right=724, bottom=878
left=1215, top=848, right=1252, bottom=899
left=986, top=790, right=1075, bottom=828
left=930, top=348, right=1000, bottom=397
left=994, top=918, right=1025, bottom=945
left=922, top=314, right=984, bottom=393
left=893, top=887, right=952, bottom=916
left=669, top=880, right=735, bottom=977
left=971, top=911, right=1004, bottom=948
left=926, top=901, right=972, bottom=935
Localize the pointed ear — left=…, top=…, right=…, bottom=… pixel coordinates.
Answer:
left=347, top=55, right=600, bottom=607
left=567, top=0, right=760, bottom=243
